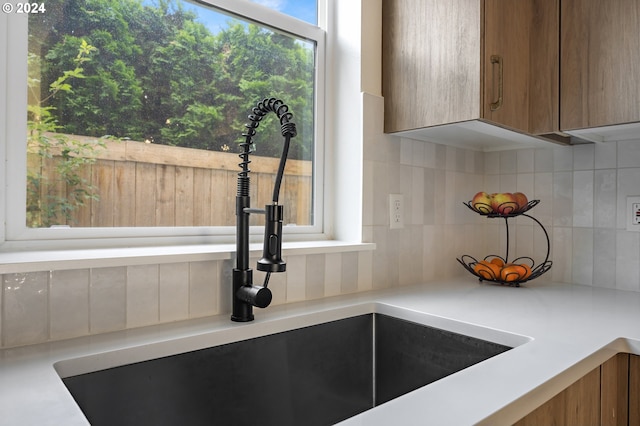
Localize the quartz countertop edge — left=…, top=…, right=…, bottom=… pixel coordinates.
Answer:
left=1, top=278, right=639, bottom=426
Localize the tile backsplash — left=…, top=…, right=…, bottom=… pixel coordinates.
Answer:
left=2, top=94, right=640, bottom=348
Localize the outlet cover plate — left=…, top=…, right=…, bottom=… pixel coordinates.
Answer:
left=389, top=194, right=404, bottom=229
left=626, top=196, right=640, bottom=232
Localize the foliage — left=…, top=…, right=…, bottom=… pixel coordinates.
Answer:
left=27, top=41, right=106, bottom=228
left=28, top=0, right=315, bottom=160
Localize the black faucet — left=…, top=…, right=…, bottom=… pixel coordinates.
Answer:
left=231, top=98, right=296, bottom=322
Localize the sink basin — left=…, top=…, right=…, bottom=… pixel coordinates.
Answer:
left=57, top=306, right=527, bottom=426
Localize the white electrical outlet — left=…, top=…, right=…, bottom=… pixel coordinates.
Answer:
left=627, top=196, right=640, bottom=232
left=389, top=194, right=404, bottom=229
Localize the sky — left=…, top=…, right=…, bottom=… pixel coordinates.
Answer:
left=248, top=0, right=317, bottom=24
left=181, top=0, right=318, bottom=33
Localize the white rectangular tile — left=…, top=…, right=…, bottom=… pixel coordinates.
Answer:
left=534, top=148, right=554, bottom=173
left=553, top=171, right=573, bottom=227
left=572, top=170, right=593, bottom=228
left=553, top=146, right=573, bottom=172
left=444, top=170, right=457, bottom=225
left=399, top=227, right=419, bottom=286
left=533, top=172, right=553, bottom=224
left=500, top=150, right=517, bottom=174
left=362, top=160, right=374, bottom=226
left=189, top=261, right=219, bottom=318
left=159, top=263, right=189, bottom=323
left=593, top=229, right=616, bottom=288
left=400, top=164, right=412, bottom=224
left=423, top=141, right=437, bottom=170
left=423, top=168, right=435, bottom=226
left=594, top=169, right=617, bottom=228
left=324, top=253, right=342, bottom=297
left=484, top=151, right=500, bottom=175
left=372, top=161, right=390, bottom=226
left=305, top=254, right=326, bottom=300
left=499, top=174, right=517, bottom=193
left=50, top=269, right=89, bottom=340
left=514, top=224, right=535, bottom=262
left=357, top=250, right=373, bottom=292
left=434, top=143, right=447, bottom=171
left=595, top=142, right=617, bottom=169
left=412, top=167, right=424, bottom=225
left=445, top=146, right=464, bottom=172
left=285, top=255, right=306, bottom=302
left=341, top=251, right=360, bottom=293
left=618, top=140, right=640, bottom=168
left=90, top=267, right=126, bottom=334
left=0, top=275, right=2, bottom=346
left=551, top=227, right=573, bottom=283
left=400, top=138, right=413, bottom=166
left=517, top=148, right=535, bottom=173
left=615, top=231, right=640, bottom=292
left=412, top=139, right=425, bottom=167
left=2, top=272, right=49, bottom=347
left=572, top=228, right=593, bottom=285
left=573, top=144, right=594, bottom=170
left=126, top=264, right=159, bottom=328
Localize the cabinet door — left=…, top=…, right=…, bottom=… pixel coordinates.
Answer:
left=515, top=354, right=633, bottom=426
left=630, top=354, right=640, bottom=425
left=382, top=0, right=481, bottom=133
left=561, top=0, right=640, bottom=130
left=483, top=0, right=559, bottom=135
left=601, top=353, right=629, bottom=426
left=513, top=366, right=601, bottom=425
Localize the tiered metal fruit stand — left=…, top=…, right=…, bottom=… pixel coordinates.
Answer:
left=456, top=199, right=552, bottom=287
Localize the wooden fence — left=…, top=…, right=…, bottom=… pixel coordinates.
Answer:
left=27, top=134, right=312, bottom=228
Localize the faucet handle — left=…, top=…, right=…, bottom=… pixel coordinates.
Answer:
left=236, top=284, right=272, bottom=309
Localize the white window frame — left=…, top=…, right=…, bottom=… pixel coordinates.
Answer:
left=0, top=0, right=327, bottom=250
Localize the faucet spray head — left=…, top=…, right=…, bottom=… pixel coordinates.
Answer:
left=257, top=204, right=286, bottom=273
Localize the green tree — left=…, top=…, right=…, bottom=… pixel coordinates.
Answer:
left=27, top=40, right=105, bottom=228
left=29, top=0, right=315, bottom=159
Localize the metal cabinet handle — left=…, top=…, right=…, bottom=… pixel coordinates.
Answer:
left=490, top=54, right=503, bottom=111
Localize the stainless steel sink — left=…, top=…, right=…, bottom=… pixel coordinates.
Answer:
left=58, top=309, right=523, bottom=426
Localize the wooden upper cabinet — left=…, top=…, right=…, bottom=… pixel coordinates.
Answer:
left=483, top=0, right=559, bottom=135
left=561, top=0, right=640, bottom=130
left=382, top=0, right=482, bottom=133
left=382, top=0, right=559, bottom=136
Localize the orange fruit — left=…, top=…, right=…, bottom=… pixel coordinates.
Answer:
left=489, top=257, right=505, bottom=268
left=519, top=264, right=532, bottom=280
left=500, top=263, right=527, bottom=282
left=474, top=260, right=501, bottom=280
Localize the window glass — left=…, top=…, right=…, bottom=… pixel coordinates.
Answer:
left=26, top=0, right=316, bottom=229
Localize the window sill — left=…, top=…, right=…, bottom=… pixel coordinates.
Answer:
left=0, top=241, right=376, bottom=274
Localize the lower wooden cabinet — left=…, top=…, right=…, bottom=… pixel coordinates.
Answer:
left=514, top=353, right=640, bottom=426
left=601, top=353, right=629, bottom=426
left=629, top=355, right=640, bottom=426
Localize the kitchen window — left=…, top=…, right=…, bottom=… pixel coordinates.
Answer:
left=1, top=0, right=325, bottom=248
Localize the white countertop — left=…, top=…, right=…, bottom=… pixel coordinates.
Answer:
left=2, top=278, right=640, bottom=425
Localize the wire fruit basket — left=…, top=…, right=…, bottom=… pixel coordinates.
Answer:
left=456, top=199, right=552, bottom=287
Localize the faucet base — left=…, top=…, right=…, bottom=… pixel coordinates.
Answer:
left=231, top=270, right=273, bottom=322
left=231, top=313, right=254, bottom=322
